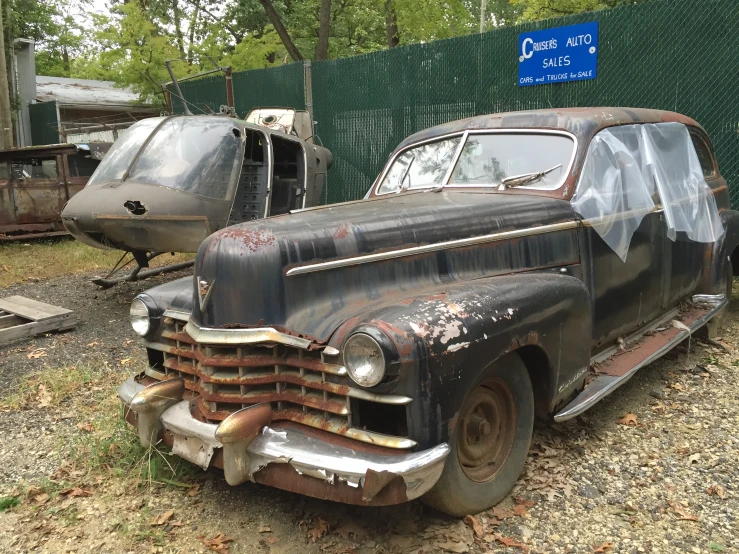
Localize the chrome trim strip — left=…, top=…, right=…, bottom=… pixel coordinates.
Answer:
left=286, top=220, right=579, bottom=276
left=163, top=309, right=191, bottom=322
left=692, top=293, right=725, bottom=306
left=185, top=320, right=313, bottom=349
left=554, top=298, right=728, bottom=422
left=346, top=388, right=413, bottom=405
left=373, top=129, right=579, bottom=196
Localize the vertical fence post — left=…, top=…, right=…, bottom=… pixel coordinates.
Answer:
left=303, top=60, right=314, bottom=125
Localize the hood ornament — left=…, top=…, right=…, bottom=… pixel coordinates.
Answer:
left=198, top=278, right=214, bottom=311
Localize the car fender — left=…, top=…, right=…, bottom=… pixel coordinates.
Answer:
left=329, top=272, right=591, bottom=447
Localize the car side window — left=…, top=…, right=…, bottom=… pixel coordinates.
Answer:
left=690, top=134, right=716, bottom=178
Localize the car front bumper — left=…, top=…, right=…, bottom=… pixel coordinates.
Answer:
left=118, top=376, right=450, bottom=505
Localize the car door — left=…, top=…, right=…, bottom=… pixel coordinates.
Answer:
left=661, top=130, right=717, bottom=306
left=574, top=124, right=666, bottom=348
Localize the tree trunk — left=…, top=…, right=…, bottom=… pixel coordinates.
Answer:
left=62, top=45, right=70, bottom=72
left=314, top=0, right=330, bottom=60
left=259, top=0, right=303, bottom=61
left=187, top=0, right=200, bottom=64
left=172, top=0, right=186, bottom=58
left=0, top=0, right=13, bottom=148
left=385, top=0, right=399, bottom=48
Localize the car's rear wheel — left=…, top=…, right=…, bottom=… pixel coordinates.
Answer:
left=421, top=353, right=534, bottom=516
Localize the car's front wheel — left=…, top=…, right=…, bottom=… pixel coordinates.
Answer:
left=421, top=353, right=534, bottom=516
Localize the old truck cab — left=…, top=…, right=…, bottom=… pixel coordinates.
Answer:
left=116, top=108, right=737, bottom=516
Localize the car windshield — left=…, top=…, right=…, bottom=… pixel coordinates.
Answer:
left=376, top=133, right=574, bottom=194
left=87, top=117, right=244, bottom=201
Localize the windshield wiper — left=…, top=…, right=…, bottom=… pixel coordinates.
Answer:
left=499, top=164, right=563, bottom=189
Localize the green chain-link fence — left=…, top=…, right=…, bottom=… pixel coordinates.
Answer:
left=176, top=0, right=739, bottom=206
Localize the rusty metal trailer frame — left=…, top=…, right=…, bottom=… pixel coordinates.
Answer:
left=0, top=142, right=110, bottom=241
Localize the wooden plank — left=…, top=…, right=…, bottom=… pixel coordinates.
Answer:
left=0, top=312, right=79, bottom=345
left=0, top=313, right=27, bottom=330
left=0, top=295, right=73, bottom=321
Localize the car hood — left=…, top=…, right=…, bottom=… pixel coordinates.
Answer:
left=191, top=190, right=577, bottom=342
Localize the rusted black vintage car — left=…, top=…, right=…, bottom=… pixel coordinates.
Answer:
left=117, top=108, right=737, bottom=516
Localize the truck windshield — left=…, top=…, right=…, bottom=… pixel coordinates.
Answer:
left=87, top=117, right=243, bottom=201
left=376, top=133, right=574, bottom=194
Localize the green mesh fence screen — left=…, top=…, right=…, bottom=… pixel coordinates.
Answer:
left=171, top=74, right=228, bottom=115
left=169, top=0, right=739, bottom=206
left=231, top=63, right=305, bottom=117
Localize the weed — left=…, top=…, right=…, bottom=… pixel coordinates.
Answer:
left=0, top=496, right=19, bottom=511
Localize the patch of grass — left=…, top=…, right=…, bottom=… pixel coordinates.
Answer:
left=0, top=363, right=110, bottom=411
left=0, top=496, right=20, bottom=511
left=70, top=401, right=198, bottom=488
left=0, top=238, right=192, bottom=288
left=3, top=361, right=197, bottom=501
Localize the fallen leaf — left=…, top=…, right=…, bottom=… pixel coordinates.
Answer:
left=706, top=485, right=726, bottom=499
left=87, top=342, right=100, bottom=347
left=76, top=422, right=94, bottom=432
left=259, top=524, right=271, bottom=533
left=514, top=497, right=536, bottom=508
left=151, top=509, right=175, bottom=526
left=308, top=517, right=330, bottom=542
left=493, top=534, right=529, bottom=552
left=668, top=501, right=700, bottom=521
left=463, top=514, right=483, bottom=538
left=670, top=383, right=684, bottom=391
left=334, top=520, right=367, bottom=541
left=593, top=542, right=614, bottom=553
left=35, top=493, right=50, bottom=505
left=265, top=536, right=279, bottom=544
left=37, top=384, right=52, bottom=407
left=513, top=503, right=529, bottom=517
left=618, top=413, right=638, bottom=426
left=199, top=533, right=234, bottom=553
left=491, top=506, right=514, bottom=519
left=119, top=358, right=132, bottom=365
left=27, top=349, right=47, bottom=360
left=122, top=339, right=134, bottom=346
left=63, top=487, right=93, bottom=498
left=187, top=484, right=201, bottom=497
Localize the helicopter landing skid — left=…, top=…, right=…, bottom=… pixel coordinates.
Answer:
left=91, top=252, right=194, bottom=289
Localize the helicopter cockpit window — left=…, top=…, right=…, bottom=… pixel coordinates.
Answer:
left=86, top=117, right=163, bottom=187
left=127, top=118, right=243, bottom=200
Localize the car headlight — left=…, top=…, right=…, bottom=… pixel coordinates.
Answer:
left=130, top=297, right=152, bottom=337
left=343, top=333, right=386, bottom=387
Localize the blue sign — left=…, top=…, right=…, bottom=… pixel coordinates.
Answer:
left=517, top=22, right=599, bottom=87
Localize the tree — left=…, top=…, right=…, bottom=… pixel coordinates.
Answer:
left=511, top=0, right=647, bottom=21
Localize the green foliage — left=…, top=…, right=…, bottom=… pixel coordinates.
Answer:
left=0, top=496, right=20, bottom=511
left=512, top=0, right=649, bottom=21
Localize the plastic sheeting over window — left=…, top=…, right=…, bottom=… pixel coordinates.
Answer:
left=571, top=123, right=723, bottom=261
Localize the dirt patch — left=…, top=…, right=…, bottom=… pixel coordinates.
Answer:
left=0, top=274, right=737, bottom=553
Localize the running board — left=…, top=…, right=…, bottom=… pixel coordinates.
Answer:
left=554, top=295, right=727, bottom=422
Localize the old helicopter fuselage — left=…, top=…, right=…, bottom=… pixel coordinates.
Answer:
left=61, top=110, right=332, bottom=257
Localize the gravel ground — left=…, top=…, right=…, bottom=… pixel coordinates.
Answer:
left=0, top=272, right=737, bottom=554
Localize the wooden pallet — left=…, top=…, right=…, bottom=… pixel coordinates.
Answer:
left=0, top=296, right=80, bottom=346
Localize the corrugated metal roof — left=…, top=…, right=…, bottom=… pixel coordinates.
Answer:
left=35, top=76, right=151, bottom=107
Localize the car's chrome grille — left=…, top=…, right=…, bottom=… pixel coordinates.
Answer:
left=143, top=316, right=415, bottom=449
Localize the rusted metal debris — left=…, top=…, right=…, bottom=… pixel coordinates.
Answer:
left=0, top=143, right=110, bottom=241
